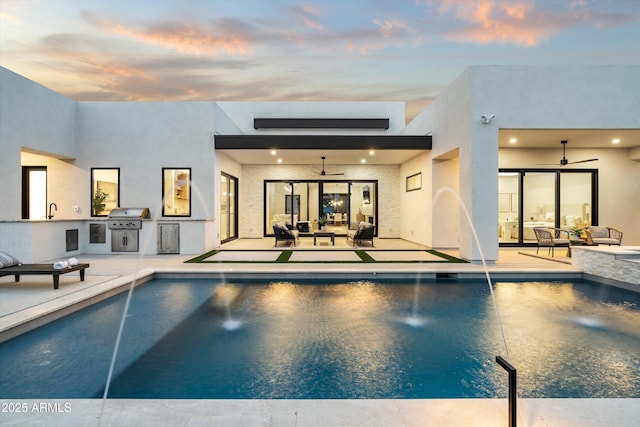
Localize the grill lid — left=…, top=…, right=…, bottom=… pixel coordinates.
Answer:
left=108, top=208, right=150, bottom=218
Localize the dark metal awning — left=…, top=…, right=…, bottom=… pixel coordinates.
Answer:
left=214, top=134, right=431, bottom=150
left=253, top=118, right=390, bottom=130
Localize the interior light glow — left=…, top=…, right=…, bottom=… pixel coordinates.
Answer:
left=369, top=150, right=375, bottom=155
left=509, top=138, right=517, bottom=144
left=271, top=150, right=277, bottom=155
left=277, top=158, right=282, bottom=163
left=612, top=138, right=620, bottom=144
left=361, top=159, right=366, bottom=163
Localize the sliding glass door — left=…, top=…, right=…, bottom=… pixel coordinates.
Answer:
left=499, top=169, right=597, bottom=246
left=265, top=180, right=377, bottom=236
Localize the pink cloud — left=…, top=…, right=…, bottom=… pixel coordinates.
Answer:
left=82, top=11, right=252, bottom=56
left=293, top=3, right=323, bottom=30
left=431, top=0, right=555, bottom=46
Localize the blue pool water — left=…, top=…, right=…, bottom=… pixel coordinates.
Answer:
left=1, top=278, right=639, bottom=399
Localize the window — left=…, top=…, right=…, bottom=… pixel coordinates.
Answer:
left=91, top=168, right=119, bottom=216
left=22, top=166, right=47, bottom=220
left=163, top=168, right=191, bottom=216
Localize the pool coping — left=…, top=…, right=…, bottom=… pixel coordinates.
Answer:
left=0, top=398, right=638, bottom=426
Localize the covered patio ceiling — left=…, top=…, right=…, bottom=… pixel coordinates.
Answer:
left=216, top=129, right=639, bottom=166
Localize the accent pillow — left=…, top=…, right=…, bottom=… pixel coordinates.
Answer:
left=589, top=227, right=608, bottom=238
left=0, top=251, right=22, bottom=268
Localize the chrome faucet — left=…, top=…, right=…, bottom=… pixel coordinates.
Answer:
left=48, top=203, right=57, bottom=220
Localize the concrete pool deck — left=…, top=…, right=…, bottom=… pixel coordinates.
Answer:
left=1, top=242, right=638, bottom=426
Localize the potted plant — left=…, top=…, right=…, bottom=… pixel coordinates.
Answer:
left=570, top=227, right=583, bottom=240
left=318, top=216, right=328, bottom=231
left=93, top=189, right=109, bottom=215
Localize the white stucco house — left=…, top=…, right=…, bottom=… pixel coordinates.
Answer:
left=1, top=65, right=638, bottom=263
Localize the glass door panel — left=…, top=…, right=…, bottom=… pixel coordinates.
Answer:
left=522, top=172, right=557, bottom=243
left=560, top=172, right=592, bottom=233
left=498, top=173, right=519, bottom=243
left=266, top=181, right=299, bottom=232
left=350, top=182, right=376, bottom=229
left=220, top=173, right=237, bottom=243
left=322, top=182, right=349, bottom=234
left=229, top=177, right=236, bottom=239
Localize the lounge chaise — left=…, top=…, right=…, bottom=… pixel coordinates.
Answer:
left=584, top=226, right=623, bottom=246
left=0, top=263, right=90, bottom=290
left=346, top=221, right=375, bottom=247
left=273, top=222, right=299, bottom=247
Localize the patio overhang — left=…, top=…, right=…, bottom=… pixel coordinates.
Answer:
left=214, top=134, right=431, bottom=150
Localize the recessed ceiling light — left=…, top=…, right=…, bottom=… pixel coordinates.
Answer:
left=509, top=138, right=517, bottom=144
left=277, top=158, right=282, bottom=163
left=612, top=138, right=620, bottom=144
left=361, top=159, right=366, bottom=164
left=369, top=150, right=375, bottom=155
left=271, top=149, right=277, bottom=155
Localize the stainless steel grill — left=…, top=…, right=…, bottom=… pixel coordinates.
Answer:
left=107, top=207, right=150, bottom=230
left=107, top=208, right=150, bottom=252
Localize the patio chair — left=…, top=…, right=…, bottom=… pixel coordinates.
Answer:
left=533, top=227, right=570, bottom=257
left=346, top=221, right=375, bottom=247
left=584, top=226, right=623, bottom=246
left=273, top=222, right=299, bottom=247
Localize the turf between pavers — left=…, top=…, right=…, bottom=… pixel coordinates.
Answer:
left=185, top=249, right=467, bottom=264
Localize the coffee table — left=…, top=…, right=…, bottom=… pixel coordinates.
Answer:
left=313, top=231, right=335, bottom=245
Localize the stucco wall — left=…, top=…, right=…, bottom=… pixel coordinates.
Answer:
left=399, top=152, right=433, bottom=245
left=76, top=101, right=217, bottom=219
left=216, top=101, right=406, bottom=134
left=0, top=67, right=77, bottom=220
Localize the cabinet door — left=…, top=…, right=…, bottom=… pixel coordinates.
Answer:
left=111, top=230, right=139, bottom=252
left=157, top=223, right=180, bottom=254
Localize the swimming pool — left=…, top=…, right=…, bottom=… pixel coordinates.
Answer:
left=1, top=278, right=638, bottom=399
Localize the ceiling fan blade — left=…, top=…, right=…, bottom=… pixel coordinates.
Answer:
left=314, top=156, right=344, bottom=176
left=567, top=158, right=599, bottom=164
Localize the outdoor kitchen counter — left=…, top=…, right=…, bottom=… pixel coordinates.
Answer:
left=0, top=218, right=216, bottom=263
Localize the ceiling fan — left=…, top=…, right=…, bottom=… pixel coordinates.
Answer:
left=313, top=156, right=344, bottom=176
left=537, top=140, right=599, bottom=166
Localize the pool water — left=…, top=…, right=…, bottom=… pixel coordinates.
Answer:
left=1, top=278, right=639, bottom=399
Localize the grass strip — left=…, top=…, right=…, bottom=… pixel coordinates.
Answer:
left=355, top=250, right=376, bottom=262
left=184, top=250, right=220, bottom=263
left=426, top=249, right=468, bottom=263
left=276, top=250, right=293, bottom=262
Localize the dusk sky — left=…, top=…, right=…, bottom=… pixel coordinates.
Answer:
left=1, top=0, right=639, bottom=121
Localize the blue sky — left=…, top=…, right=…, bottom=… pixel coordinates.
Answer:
left=1, top=0, right=639, bottom=121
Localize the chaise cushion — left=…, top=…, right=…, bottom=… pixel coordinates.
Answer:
left=0, top=251, right=22, bottom=268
